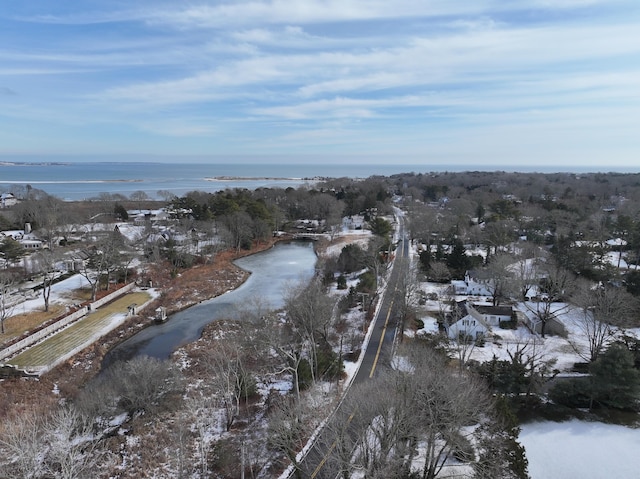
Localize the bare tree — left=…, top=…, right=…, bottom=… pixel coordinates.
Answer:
left=524, top=259, right=575, bottom=337
left=408, top=346, right=491, bottom=479
left=484, top=220, right=517, bottom=255
left=0, top=269, right=18, bottom=334
left=254, top=310, right=307, bottom=399
left=166, top=415, right=193, bottom=479
left=42, top=407, right=108, bottom=479
left=157, top=189, right=177, bottom=202
left=0, top=406, right=109, bottom=479
left=428, top=261, right=451, bottom=283
left=309, top=193, right=344, bottom=240
left=334, top=344, right=492, bottom=479
left=267, top=397, right=311, bottom=479
left=0, top=412, right=46, bottom=478
left=29, top=249, right=60, bottom=312
left=77, top=230, right=126, bottom=300
left=201, top=341, right=254, bottom=431
left=181, top=393, right=217, bottom=477
left=130, top=190, right=150, bottom=212
left=571, top=282, right=638, bottom=362
left=347, top=371, right=415, bottom=476
left=101, top=355, right=183, bottom=414
left=407, top=203, right=437, bottom=244
left=491, top=336, right=559, bottom=397
left=449, top=327, right=479, bottom=372
left=510, top=252, right=542, bottom=301
left=483, top=253, right=516, bottom=306
left=364, top=235, right=388, bottom=290
left=284, top=278, right=336, bottom=384
left=35, top=195, right=66, bottom=249
left=221, top=211, right=253, bottom=253
left=395, top=256, right=420, bottom=340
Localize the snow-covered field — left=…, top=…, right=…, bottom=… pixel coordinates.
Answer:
left=520, top=420, right=640, bottom=479
left=14, top=273, right=92, bottom=315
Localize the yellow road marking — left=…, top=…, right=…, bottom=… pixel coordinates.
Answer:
left=311, top=235, right=406, bottom=476
left=311, top=412, right=355, bottom=478
left=369, top=298, right=394, bottom=378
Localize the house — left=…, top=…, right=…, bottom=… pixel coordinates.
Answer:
left=130, top=208, right=170, bottom=224
left=447, top=303, right=514, bottom=340
left=20, top=239, right=44, bottom=250
left=472, top=304, right=514, bottom=326
left=447, top=303, right=491, bottom=341
left=517, top=305, right=567, bottom=336
left=449, top=270, right=493, bottom=297
left=1, top=224, right=44, bottom=250
left=1, top=193, right=18, bottom=208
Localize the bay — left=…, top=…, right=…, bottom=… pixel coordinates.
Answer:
left=0, top=162, right=421, bottom=201
left=0, top=160, right=613, bottom=202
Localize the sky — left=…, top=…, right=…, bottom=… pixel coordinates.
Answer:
left=1, top=0, right=639, bottom=169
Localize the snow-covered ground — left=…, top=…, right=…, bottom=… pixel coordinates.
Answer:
left=407, top=235, right=640, bottom=478
left=520, top=419, right=640, bottom=479
left=11, top=273, right=92, bottom=316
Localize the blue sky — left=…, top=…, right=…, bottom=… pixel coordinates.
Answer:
left=1, top=0, right=639, bottom=169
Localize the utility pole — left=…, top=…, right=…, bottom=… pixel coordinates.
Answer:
left=357, top=292, right=369, bottom=311
left=358, top=292, right=369, bottom=333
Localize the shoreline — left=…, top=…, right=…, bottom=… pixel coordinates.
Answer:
left=204, top=175, right=323, bottom=182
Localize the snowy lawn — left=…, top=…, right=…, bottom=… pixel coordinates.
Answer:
left=520, top=420, right=640, bottom=479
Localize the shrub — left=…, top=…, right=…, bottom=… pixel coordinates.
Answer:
left=499, top=319, right=517, bottom=330
left=356, top=271, right=376, bottom=293
left=590, top=343, right=640, bottom=410
left=548, top=378, right=591, bottom=408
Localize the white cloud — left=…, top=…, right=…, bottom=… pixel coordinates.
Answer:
left=2, top=0, right=639, bottom=165
left=138, top=119, right=218, bottom=137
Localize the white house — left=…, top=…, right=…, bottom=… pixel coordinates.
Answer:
left=1, top=225, right=44, bottom=250
left=517, top=304, right=568, bottom=337
left=450, top=270, right=493, bottom=297
left=130, top=208, right=170, bottom=224
left=447, top=303, right=514, bottom=340
left=1, top=193, right=18, bottom=208
left=472, top=304, right=514, bottom=326
left=20, top=239, right=44, bottom=250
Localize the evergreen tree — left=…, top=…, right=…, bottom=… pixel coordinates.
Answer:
left=418, top=245, right=432, bottom=272
left=447, top=238, right=470, bottom=278
left=368, top=216, right=392, bottom=237
left=475, top=396, right=529, bottom=479
left=0, top=237, right=26, bottom=267
left=590, top=343, right=640, bottom=410
left=337, top=243, right=366, bottom=273
left=114, top=202, right=128, bottom=221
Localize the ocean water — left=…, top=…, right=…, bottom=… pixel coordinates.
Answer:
left=0, top=161, right=631, bottom=201
left=0, top=162, right=430, bottom=201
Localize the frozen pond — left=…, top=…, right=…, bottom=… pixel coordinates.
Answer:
left=103, top=241, right=316, bottom=365
left=520, top=419, right=640, bottom=478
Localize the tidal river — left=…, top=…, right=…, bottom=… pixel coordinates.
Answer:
left=102, top=241, right=317, bottom=367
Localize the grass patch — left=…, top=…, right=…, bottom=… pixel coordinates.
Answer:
left=1, top=305, right=67, bottom=346
left=7, top=292, right=151, bottom=370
